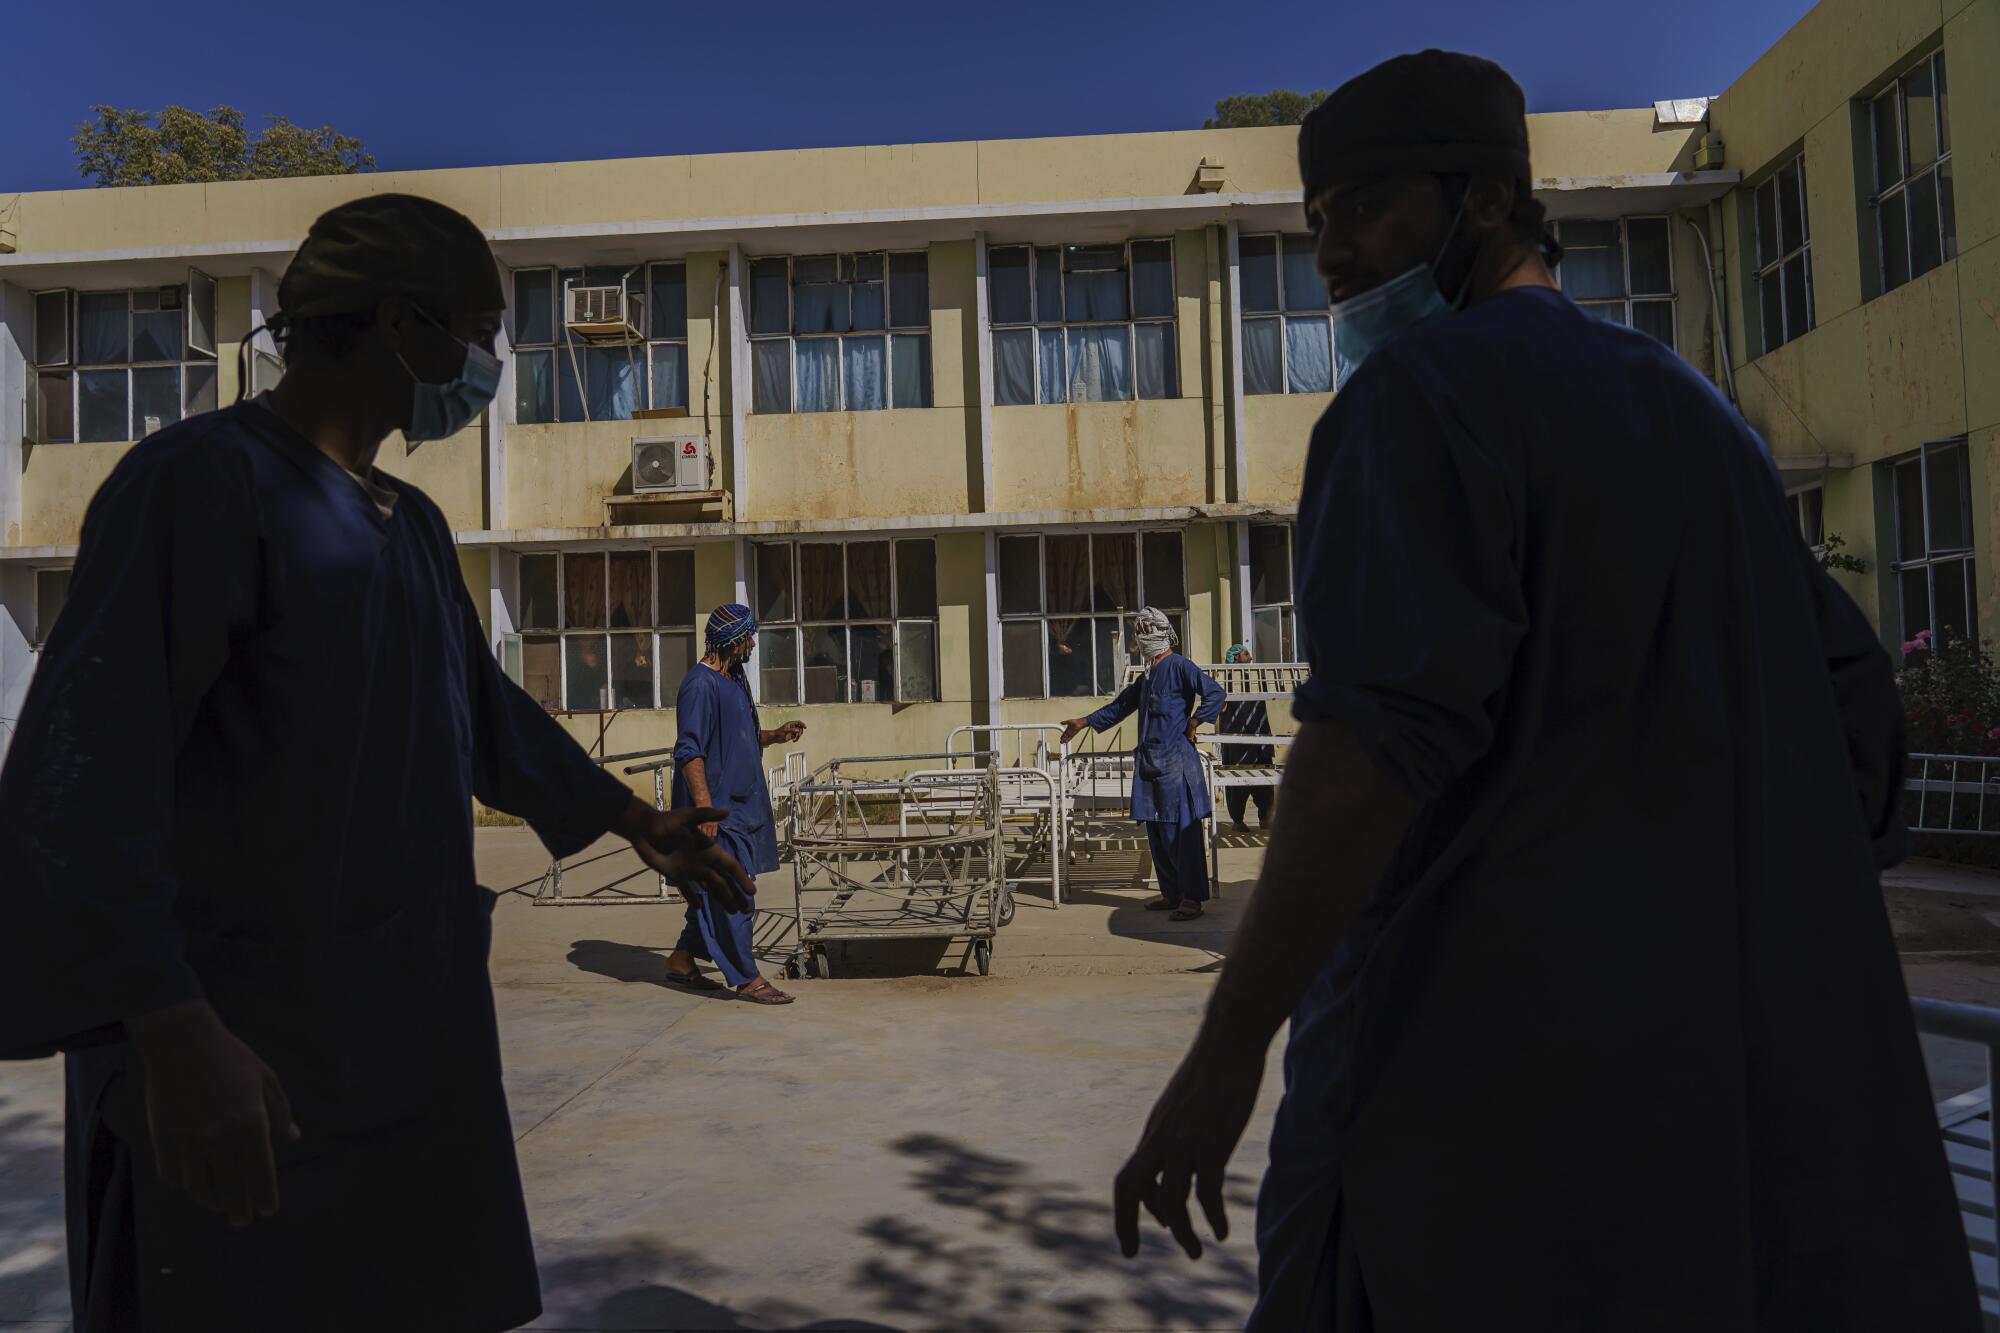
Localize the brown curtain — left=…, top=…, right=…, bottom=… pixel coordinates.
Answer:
left=847, top=541, right=892, bottom=618
left=1045, top=534, right=1090, bottom=644
left=1091, top=534, right=1136, bottom=612
left=606, top=551, right=652, bottom=628
left=799, top=544, right=844, bottom=621
left=564, top=554, right=605, bottom=629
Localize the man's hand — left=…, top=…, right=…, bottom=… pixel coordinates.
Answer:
left=617, top=799, right=755, bottom=912
left=126, top=999, right=299, bottom=1228
left=1185, top=721, right=1201, bottom=744
left=1113, top=1035, right=1265, bottom=1261
left=1059, top=718, right=1089, bottom=747
left=776, top=720, right=806, bottom=744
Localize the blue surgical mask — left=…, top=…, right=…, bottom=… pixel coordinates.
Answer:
left=1328, top=196, right=1471, bottom=390
left=392, top=309, right=502, bottom=444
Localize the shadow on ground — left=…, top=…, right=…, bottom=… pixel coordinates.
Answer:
left=0, top=1088, right=70, bottom=1327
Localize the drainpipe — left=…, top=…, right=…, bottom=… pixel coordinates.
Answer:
left=1684, top=214, right=1737, bottom=404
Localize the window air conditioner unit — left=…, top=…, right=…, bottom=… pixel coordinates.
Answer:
left=564, top=284, right=646, bottom=342
left=633, top=434, right=710, bottom=494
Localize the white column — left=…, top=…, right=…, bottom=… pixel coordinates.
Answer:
left=735, top=536, right=758, bottom=690
left=1225, top=222, right=1248, bottom=504
left=727, top=245, right=750, bottom=519
left=1235, top=519, right=1253, bottom=650
left=486, top=312, right=511, bottom=531
left=983, top=529, right=1002, bottom=724
left=973, top=231, right=994, bottom=512
left=487, top=546, right=517, bottom=656
left=0, top=280, right=28, bottom=544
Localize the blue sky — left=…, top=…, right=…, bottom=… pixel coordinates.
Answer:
left=2, top=0, right=1813, bottom=193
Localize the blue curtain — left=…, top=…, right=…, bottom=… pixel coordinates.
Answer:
left=753, top=341, right=791, bottom=413
left=891, top=333, right=931, bottom=408
left=1067, top=326, right=1132, bottom=402
left=993, top=330, right=1033, bottom=405
left=1280, top=236, right=1329, bottom=312
left=1135, top=323, right=1176, bottom=399
left=585, top=348, right=641, bottom=420
left=796, top=338, right=840, bottom=411
left=517, top=350, right=554, bottom=422
left=750, top=260, right=790, bottom=336
left=76, top=293, right=127, bottom=365
left=794, top=284, right=848, bottom=335
left=989, top=248, right=1031, bottom=324
left=845, top=336, right=886, bottom=411
left=1131, top=240, right=1175, bottom=319
left=889, top=252, right=929, bottom=328
left=1065, top=269, right=1128, bottom=323
left=851, top=282, right=885, bottom=331
left=1285, top=316, right=1333, bottom=394
left=649, top=343, right=688, bottom=410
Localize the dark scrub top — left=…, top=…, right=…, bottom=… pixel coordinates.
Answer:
left=670, top=663, right=781, bottom=875
left=0, top=401, right=633, bottom=1331
left=1087, top=653, right=1226, bottom=823
left=1250, top=286, right=1977, bottom=1331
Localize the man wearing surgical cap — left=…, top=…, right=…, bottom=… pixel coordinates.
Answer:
left=1113, top=51, right=1976, bottom=1330
left=661, top=605, right=807, bottom=1003
left=1062, top=608, right=1226, bottom=921
left=0, top=193, right=753, bottom=1331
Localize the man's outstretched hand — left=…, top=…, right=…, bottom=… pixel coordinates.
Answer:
left=616, top=799, right=756, bottom=913
left=1113, top=1036, right=1265, bottom=1261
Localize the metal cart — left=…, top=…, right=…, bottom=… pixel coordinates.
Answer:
left=783, top=751, right=1009, bottom=978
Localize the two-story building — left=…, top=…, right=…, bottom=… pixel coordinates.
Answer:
left=0, top=0, right=1986, bottom=778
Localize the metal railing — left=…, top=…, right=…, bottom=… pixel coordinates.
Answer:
left=1912, top=997, right=2000, bottom=1317
left=1908, top=753, right=2000, bottom=837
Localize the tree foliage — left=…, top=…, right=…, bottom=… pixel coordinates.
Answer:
left=73, top=105, right=374, bottom=187
left=1204, top=89, right=1330, bottom=129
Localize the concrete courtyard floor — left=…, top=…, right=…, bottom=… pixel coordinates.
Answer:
left=3, top=835, right=1999, bottom=1331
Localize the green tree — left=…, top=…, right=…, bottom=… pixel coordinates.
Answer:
left=1204, top=89, right=1330, bottom=129
left=73, top=105, right=374, bottom=186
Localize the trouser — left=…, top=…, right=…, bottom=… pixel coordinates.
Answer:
left=1145, top=815, right=1210, bottom=905
left=1227, top=784, right=1275, bottom=825
left=675, top=825, right=761, bottom=986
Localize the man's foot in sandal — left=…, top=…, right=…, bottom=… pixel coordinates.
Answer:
left=1144, top=898, right=1179, bottom=911
left=736, top=977, right=795, bottom=1005
left=662, top=966, right=724, bottom=992
left=1170, top=902, right=1205, bottom=921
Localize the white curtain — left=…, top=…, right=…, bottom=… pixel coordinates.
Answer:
left=1285, top=317, right=1333, bottom=394
left=796, top=338, right=840, bottom=411
left=1243, top=318, right=1282, bottom=395
left=1068, top=326, right=1132, bottom=402
left=1037, top=328, right=1067, bottom=403
left=993, top=329, right=1033, bottom=405
left=891, top=333, right=931, bottom=408
left=586, top=348, right=641, bottom=420
left=1134, top=323, right=1175, bottom=399
left=753, top=340, right=791, bottom=413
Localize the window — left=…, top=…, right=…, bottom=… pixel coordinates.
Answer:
left=997, top=530, right=1186, bottom=697
left=1754, top=157, right=1814, bottom=354
left=989, top=241, right=1178, bottom=405
left=1871, top=51, right=1955, bottom=296
left=34, top=568, right=71, bottom=647
left=28, top=278, right=219, bottom=444
left=1240, top=235, right=1331, bottom=395
left=1890, top=440, right=1975, bottom=653
left=1554, top=218, right=1676, bottom=348
left=747, top=252, right=932, bottom=414
left=514, top=549, right=697, bottom=710
left=1248, top=524, right=1308, bottom=663
left=513, top=263, right=687, bottom=424
left=1785, top=484, right=1825, bottom=553
left=752, top=539, right=938, bottom=704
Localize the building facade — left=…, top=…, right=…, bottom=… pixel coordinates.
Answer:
left=2, top=0, right=1984, bottom=777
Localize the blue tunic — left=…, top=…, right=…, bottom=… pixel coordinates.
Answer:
left=668, top=663, right=777, bottom=986
left=1086, top=653, right=1226, bottom=824
left=1251, top=287, right=1975, bottom=1330
left=0, top=401, right=633, bottom=1330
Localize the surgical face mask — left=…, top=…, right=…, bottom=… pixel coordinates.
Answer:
left=1328, top=193, right=1471, bottom=390
left=391, top=309, right=502, bottom=443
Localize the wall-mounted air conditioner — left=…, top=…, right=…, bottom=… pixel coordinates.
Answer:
left=633, top=434, right=710, bottom=494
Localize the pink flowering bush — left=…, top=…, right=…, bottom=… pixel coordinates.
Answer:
left=1897, top=630, right=2000, bottom=756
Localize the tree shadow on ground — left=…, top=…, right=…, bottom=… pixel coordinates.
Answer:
left=0, top=1081, right=72, bottom=1327
left=847, top=1133, right=1260, bottom=1332
left=536, top=1237, right=900, bottom=1331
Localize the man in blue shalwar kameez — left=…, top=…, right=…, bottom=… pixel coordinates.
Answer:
left=1110, top=52, right=1979, bottom=1332
left=661, top=604, right=807, bottom=1005
left=1063, top=608, right=1226, bottom=921
left=0, top=195, right=753, bottom=1333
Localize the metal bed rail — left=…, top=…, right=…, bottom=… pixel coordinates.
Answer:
left=1912, top=996, right=2000, bottom=1319
left=1909, top=753, right=2000, bottom=837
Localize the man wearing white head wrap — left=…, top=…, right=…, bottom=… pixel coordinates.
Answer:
left=1062, top=609, right=1226, bottom=919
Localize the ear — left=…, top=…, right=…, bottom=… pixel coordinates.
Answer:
left=1462, top=177, right=1515, bottom=236
left=371, top=294, right=411, bottom=347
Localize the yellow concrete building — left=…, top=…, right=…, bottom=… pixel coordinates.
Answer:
left=1, top=0, right=1981, bottom=777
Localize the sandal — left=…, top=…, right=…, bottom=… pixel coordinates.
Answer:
left=1170, top=905, right=1205, bottom=921
left=736, top=978, right=795, bottom=1005
left=662, top=967, right=725, bottom=992
left=1144, top=898, right=1179, bottom=912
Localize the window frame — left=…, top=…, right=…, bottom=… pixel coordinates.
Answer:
left=28, top=276, right=219, bottom=444
left=32, top=566, right=73, bottom=649
left=1238, top=234, right=1333, bottom=397
left=988, top=240, right=1180, bottom=405
left=745, top=250, right=933, bottom=415
left=1552, top=216, right=1678, bottom=349
left=1247, top=522, right=1307, bottom=663
left=510, top=262, right=689, bottom=425
left=750, top=537, right=940, bottom=705
left=1784, top=482, right=1826, bottom=558
left=1870, top=50, right=1955, bottom=297
left=511, top=547, right=700, bottom=712
left=1752, top=156, right=1815, bottom=354
left=1890, top=438, right=1976, bottom=654
left=996, top=528, right=1188, bottom=699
